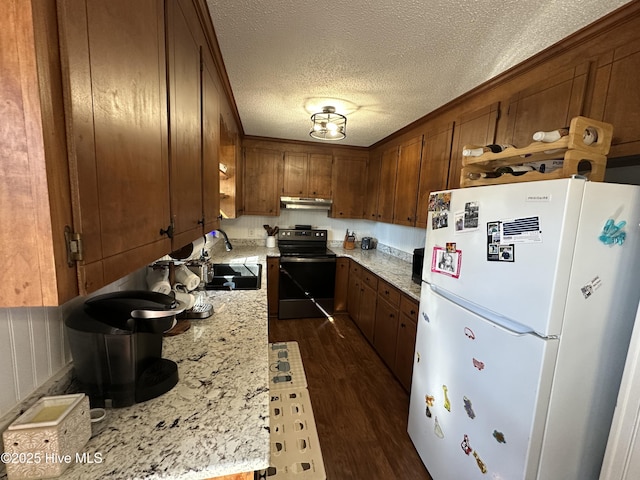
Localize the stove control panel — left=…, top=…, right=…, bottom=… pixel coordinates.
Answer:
left=278, top=229, right=327, bottom=241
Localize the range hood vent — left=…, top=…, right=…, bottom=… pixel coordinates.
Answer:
left=280, top=196, right=332, bottom=210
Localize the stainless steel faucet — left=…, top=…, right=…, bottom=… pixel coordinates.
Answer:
left=216, top=229, right=233, bottom=251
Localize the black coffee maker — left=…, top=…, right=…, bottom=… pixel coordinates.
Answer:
left=65, top=290, right=184, bottom=407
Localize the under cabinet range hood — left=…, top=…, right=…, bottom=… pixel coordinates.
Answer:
left=280, top=196, right=332, bottom=210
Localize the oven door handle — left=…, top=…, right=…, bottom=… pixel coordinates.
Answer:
left=279, top=256, right=336, bottom=263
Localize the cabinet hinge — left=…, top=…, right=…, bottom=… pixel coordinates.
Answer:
left=64, top=226, right=83, bottom=266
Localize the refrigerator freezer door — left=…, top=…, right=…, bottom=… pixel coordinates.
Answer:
left=408, top=286, right=558, bottom=480
left=423, top=178, right=585, bottom=336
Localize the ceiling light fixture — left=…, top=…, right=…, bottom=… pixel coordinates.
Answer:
left=309, top=106, right=346, bottom=141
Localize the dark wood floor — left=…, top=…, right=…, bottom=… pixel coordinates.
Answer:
left=269, top=313, right=432, bottom=480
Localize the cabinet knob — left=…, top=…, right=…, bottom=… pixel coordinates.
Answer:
left=400, top=322, right=406, bottom=328
left=197, top=218, right=205, bottom=226
left=159, top=224, right=174, bottom=239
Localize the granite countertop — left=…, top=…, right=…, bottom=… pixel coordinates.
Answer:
left=0, top=242, right=419, bottom=480
left=329, top=245, right=422, bottom=301
left=56, top=246, right=274, bottom=480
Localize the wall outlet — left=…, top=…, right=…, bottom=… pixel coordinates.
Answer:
left=248, top=228, right=255, bottom=238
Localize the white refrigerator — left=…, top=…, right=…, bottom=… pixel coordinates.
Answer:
left=407, top=177, right=640, bottom=480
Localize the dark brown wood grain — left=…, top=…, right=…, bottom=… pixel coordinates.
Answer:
left=269, top=313, right=432, bottom=480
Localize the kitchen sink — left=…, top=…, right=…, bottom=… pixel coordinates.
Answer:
left=204, top=263, right=262, bottom=290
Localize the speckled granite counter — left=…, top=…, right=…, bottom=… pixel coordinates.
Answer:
left=330, top=246, right=422, bottom=301
left=52, top=246, right=275, bottom=480
left=1, top=243, right=419, bottom=480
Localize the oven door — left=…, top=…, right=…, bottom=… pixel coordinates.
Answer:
left=278, top=256, right=336, bottom=319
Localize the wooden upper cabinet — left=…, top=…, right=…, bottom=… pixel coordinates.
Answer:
left=282, top=152, right=332, bottom=198
left=202, top=47, right=221, bottom=234
left=282, top=152, right=307, bottom=196
left=1, top=0, right=78, bottom=306
left=363, top=153, right=381, bottom=221
left=448, top=102, right=499, bottom=189
left=590, top=38, right=640, bottom=159
left=377, top=146, right=398, bottom=223
left=219, top=117, right=241, bottom=219
left=393, top=135, right=423, bottom=226
left=166, top=0, right=204, bottom=249
left=415, top=123, right=453, bottom=228
left=330, top=154, right=367, bottom=219
left=502, top=63, right=590, bottom=149
left=244, top=148, right=283, bottom=216
left=58, top=0, right=171, bottom=293
left=307, top=154, right=333, bottom=198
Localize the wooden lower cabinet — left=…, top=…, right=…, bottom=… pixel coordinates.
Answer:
left=346, top=261, right=377, bottom=343
left=267, top=257, right=279, bottom=317
left=334, top=258, right=350, bottom=312
left=373, top=279, right=402, bottom=370
left=373, top=294, right=400, bottom=368
left=395, top=296, right=419, bottom=391
left=344, top=259, right=419, bottom=392
left=358, top=277, right=378, bottom=344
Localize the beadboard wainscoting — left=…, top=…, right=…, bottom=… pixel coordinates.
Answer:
left=0, top=267, right=148, bottom=417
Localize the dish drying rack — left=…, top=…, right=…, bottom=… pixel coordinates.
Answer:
left=460, top=116, right=613, bottom=187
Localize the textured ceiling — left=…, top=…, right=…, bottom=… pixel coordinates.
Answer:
left=206, top=0, right=631, bottom=147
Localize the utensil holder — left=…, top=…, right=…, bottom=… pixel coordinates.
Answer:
left=266, top=236, right=276, bottom=248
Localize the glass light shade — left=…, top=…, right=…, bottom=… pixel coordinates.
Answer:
left=310, top=107, right=346, bottom=140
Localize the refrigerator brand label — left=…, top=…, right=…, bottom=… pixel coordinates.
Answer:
left=500, top=216, right=542, bottom=244
left=526, top=194, right=551, bottom=202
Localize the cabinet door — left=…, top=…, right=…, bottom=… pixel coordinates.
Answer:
left=393, top=136, right=423, bottom=226
left=448, top=102, right=499, bottom=189
left=282, top=152, right=307, bottom=196
left=243, top=148, right=282, bottom=215
left=359, top=282, right=378, bottom=344
left=334, top=257, right=350, bottom=312
left=590, top=38, right=640, bottom=158
left=307, top=153, right=333, bottom=198
left=503, top=63, right=589, bottom=150
left=377, top=146, right=398, bottom=223
left=373, top=297, right=400, bottom=368
left=202, top=47, right=221, bottom=234
left=415, top=123, right=453, bottom=228
left=58, top=0, right=171, bottom=292
left=219, top=118, right=240, bottom=218
left=346, top=270, right=361, bottom=322
left=330, top=155, right=367, bottom=218
left=394, top=295, right=419, bottom=391
left=267, top=257, right=279, bottom=316
left=166, top=0, right=202, bottom=249
left=363, top=153, right=381, bottom=221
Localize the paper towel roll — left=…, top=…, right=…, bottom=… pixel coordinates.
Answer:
left=175, top=264, right=200, bottom=291
left=146, top=267, right=171, bottom=294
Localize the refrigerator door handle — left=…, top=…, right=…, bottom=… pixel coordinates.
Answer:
left=429, top=283, right=535, bottom=336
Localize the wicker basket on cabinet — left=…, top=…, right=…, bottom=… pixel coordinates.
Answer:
left=460, top=116, right=613, bottom=187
